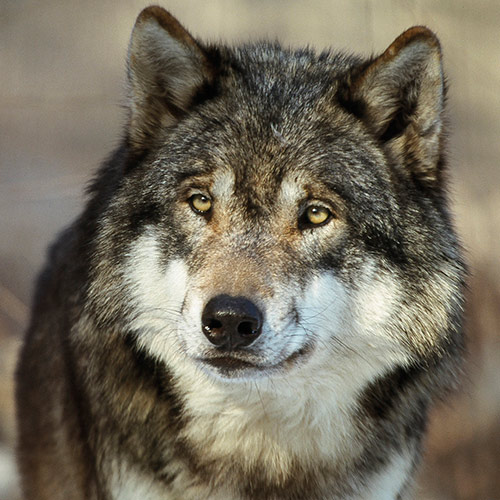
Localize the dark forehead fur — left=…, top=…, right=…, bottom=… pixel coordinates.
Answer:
left=134, top=43, right=383, bottom=210
left=158, top=42, right=365, bottom=160
left=201, top=44, right=368, bottom=186
left=217, top=43, right=360, bottom=103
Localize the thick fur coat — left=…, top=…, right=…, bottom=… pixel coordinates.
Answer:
left=16, top=7, right=466, bottom=500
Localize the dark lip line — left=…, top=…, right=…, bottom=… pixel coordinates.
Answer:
left=196, top=343, right=314, bottom=375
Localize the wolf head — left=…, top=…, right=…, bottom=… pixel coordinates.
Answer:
left=86, top=8, right=464, bottom=395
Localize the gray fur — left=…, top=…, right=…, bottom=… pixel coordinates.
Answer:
left=16, top=7, right=466, bottom=500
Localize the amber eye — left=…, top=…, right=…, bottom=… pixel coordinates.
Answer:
left=304, top=205, right=331, bottom=226
left=189, top=194, right=212, bottom=214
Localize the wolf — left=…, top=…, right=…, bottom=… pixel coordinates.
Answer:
left=16, top=6, right=466, bottom=500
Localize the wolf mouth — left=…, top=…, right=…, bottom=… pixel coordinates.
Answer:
left=198, top=344, right=313, bottom=377
left=202, top=356, right=257, bottom=371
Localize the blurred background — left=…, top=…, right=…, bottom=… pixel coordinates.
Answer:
left=1, top=0, right=499, bottom=498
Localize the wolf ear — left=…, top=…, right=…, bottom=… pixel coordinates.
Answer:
left=126, top=7, right=215, bottom=151
left=340, top=27, right=445, bottom=188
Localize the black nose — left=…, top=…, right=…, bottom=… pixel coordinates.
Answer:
left=201, top=295, right=263, bottom=349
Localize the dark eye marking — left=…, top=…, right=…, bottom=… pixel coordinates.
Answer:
left=129, top=203, right=161, bottom=232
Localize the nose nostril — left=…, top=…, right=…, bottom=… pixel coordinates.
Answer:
left=237, top=321, right=257, bottom=337
left=207, top=319, right=223, bottom=331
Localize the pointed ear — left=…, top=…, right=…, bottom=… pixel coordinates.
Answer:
left=339, top=27, right=446, bottom=188
left=126, top=7, right=216, bottom=151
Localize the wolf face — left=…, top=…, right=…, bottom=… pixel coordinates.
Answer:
left=123, top=161, right=406, bottom=385
left=17, top=7, right=466, bottom=500
left=87, top=10, right=461, bottom=390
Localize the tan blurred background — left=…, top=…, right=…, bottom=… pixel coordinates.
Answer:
left=1, top=1, right=499, bottom=498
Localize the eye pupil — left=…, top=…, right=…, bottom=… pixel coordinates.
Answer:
left=189, top=194, right=212, bottom=214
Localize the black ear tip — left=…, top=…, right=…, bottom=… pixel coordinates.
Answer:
left=134, top=6, right=188, bottom=39
left=136, top=6, right=171, bottom=25
left=387, top=26, right=442, bottom=57
left=399, top=26, right=439, bottom=41
left=132, top=6, right=201, bottom=53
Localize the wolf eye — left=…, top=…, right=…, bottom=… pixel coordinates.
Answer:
left=189, top=194, right=212, bottom=214
left=304, top=206, right=331, bottom=226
